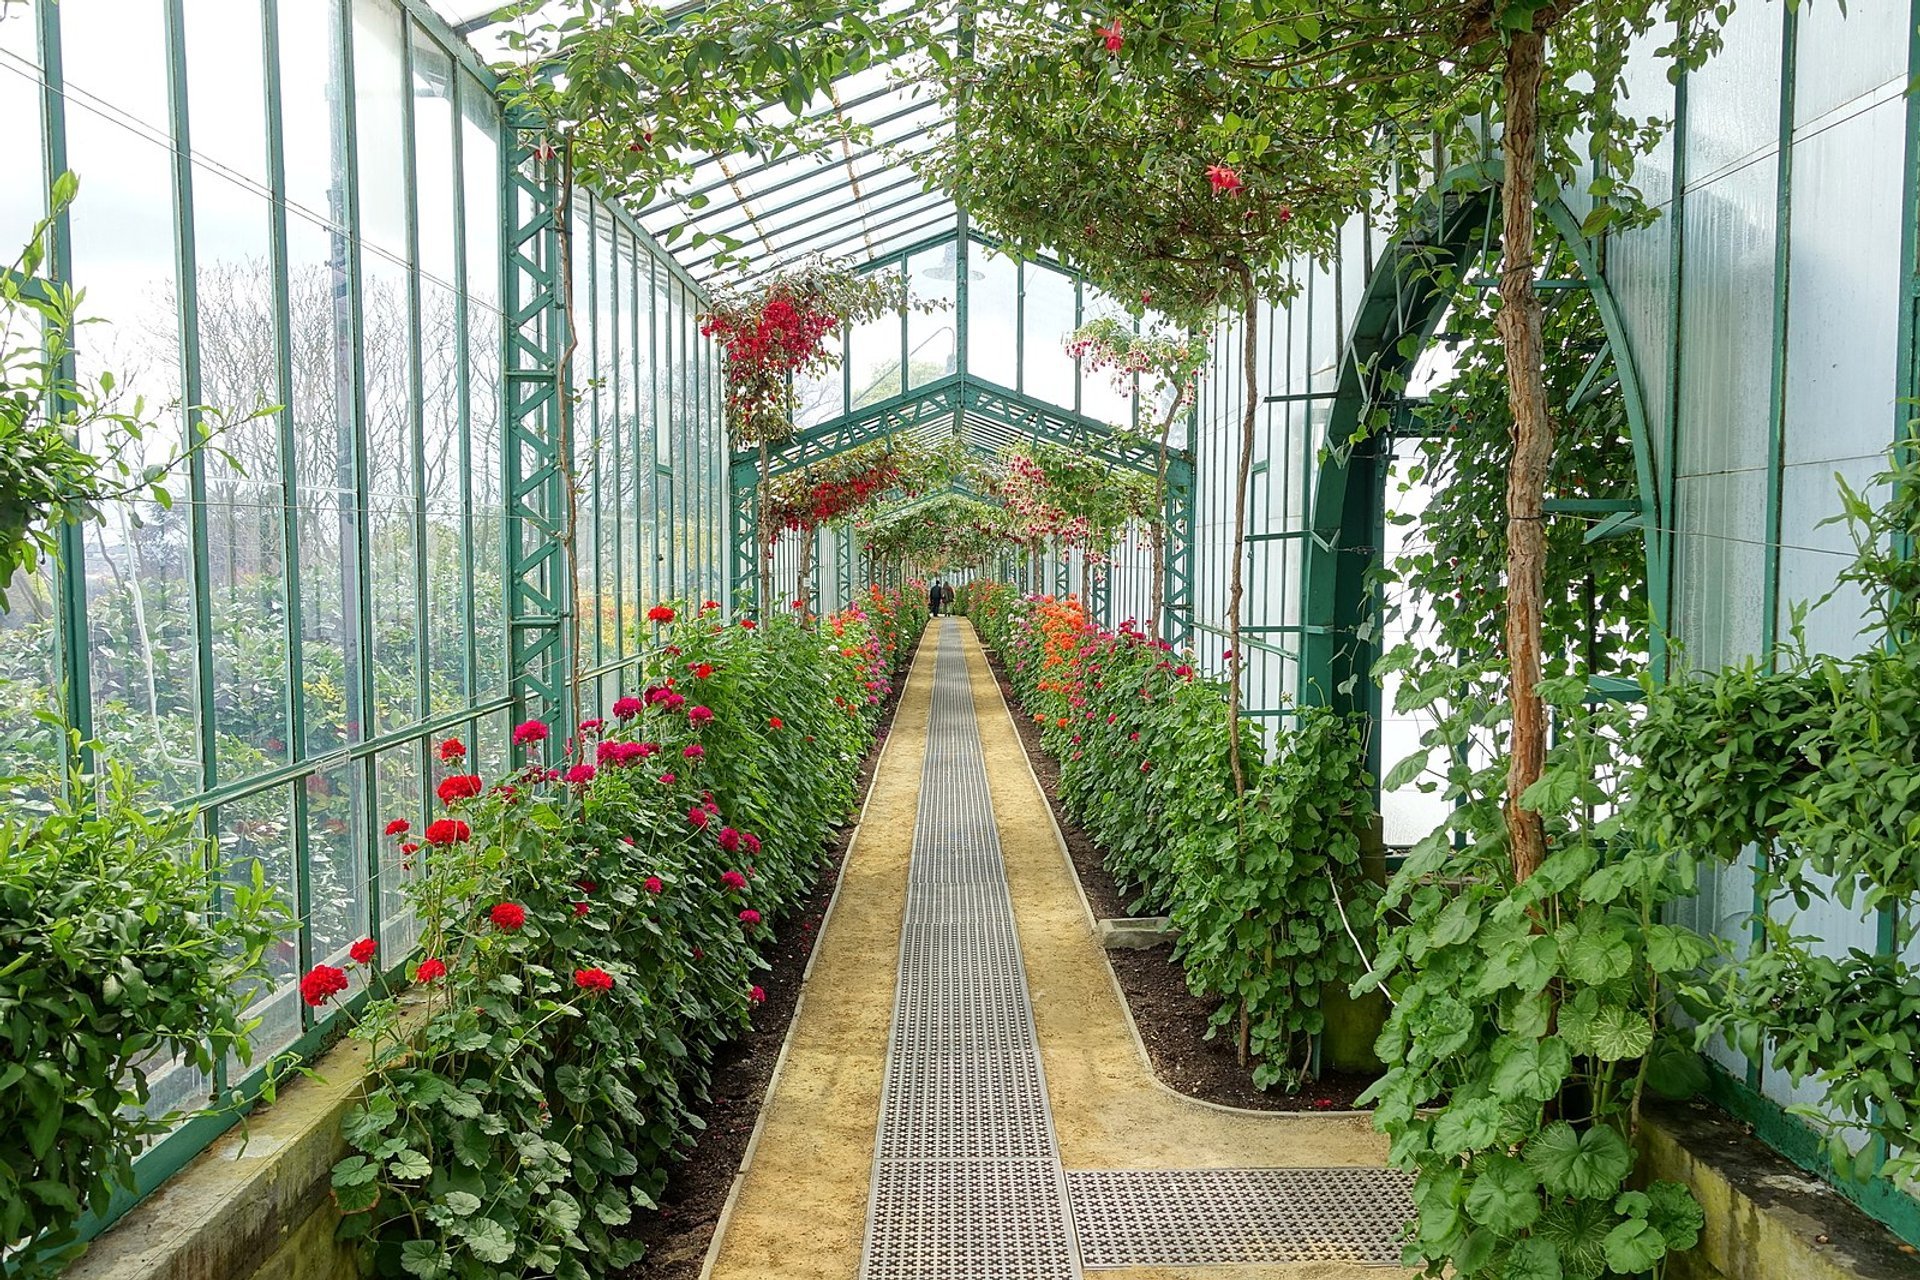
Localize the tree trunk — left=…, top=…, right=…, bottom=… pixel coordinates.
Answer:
left=796, top=526, right=816, bottom=615
left=757, top=439, right=773, bottom=614
left=1226, top=267, right=1258, bottom=805
left=1497, top=31, right=1551, bottom=885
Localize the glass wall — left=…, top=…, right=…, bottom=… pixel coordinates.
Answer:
left=0, top=0, right=727, bottom=1181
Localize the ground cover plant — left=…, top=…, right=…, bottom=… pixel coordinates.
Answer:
left=307, top=591, right=926, bottom=1280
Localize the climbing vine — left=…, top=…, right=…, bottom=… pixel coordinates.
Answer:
left=1065, top=315, right=1207, bottom=630
left=700, top=263, right=909, bottom=609
left=1626, top=442, right=1920, bottom=1186
left=996, top=442, right=1155, bottom=565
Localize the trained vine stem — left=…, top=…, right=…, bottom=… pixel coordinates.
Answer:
left=1226, top=264, right=1257, bottom=810
left=1497, top=30, right=1551, bottom=886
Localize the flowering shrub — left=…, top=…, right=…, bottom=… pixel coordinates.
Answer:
left=320, top=589, right=927, bottom=1278
left=995, top=443, right=1155, bottom=565
left=966, top=584, right=1378, bottom=1090
left=1, top=752, right=285, bottom=1274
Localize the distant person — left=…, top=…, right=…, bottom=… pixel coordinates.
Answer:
left=942, top=582, right=955, bottom=611
left=929, top=579, right=945, bottom=616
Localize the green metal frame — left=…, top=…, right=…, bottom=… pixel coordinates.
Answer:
left=4, top=1, right=736, bottom=1253
left=1297, top=161, right=1666, bottom=719
left=502, top=135, right=571, bottom=727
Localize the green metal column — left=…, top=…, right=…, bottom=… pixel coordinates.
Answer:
left=502, top=131, right=571, bottom=726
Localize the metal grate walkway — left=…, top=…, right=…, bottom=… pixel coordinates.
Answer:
left=856, top=621, right=1413, bottom=1276
left=859, top=621, right=1080, bottom=1279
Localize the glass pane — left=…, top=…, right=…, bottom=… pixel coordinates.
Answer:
left=351, top=0, right=409, bottom=261
left=1022, top=261, right=1077, bottom=409
left=184, top=0, right=269, bottom=183
left=279, top=0, right=349, bottom=228
left=196, top=170, right=291, bottom=780
left=0, top=0, right=46, bottom=249
left=848, top=262, right=903, bottom=408
left=305, top=758, right=369, bottom=968
left=907, top=244, right=957, bottom=387
left=410, top=23, right=457, bottom=287
left=968, top=244, right=1017, bottom=387
left=217, top=787, right=302, bottom=1061
left=375, top=740, right=422, bottom=957
left=0, top=561, right=63, bottom=786
left=65, top=9, right=199, bottom=796
left=289, top=210, right=366, bottom=752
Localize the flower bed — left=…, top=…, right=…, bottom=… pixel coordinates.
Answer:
left=311, top=589, right=927, bottom=1280
left=962, top=582, right=1379, bottom=1093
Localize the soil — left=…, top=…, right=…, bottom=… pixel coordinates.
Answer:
left=984, top=652, right=1379, bottom=1115
left=616, top=684, right=907, bottom=1280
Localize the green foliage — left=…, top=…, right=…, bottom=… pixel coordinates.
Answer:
left=1, top=175, right=265, bottom=608
left=330, top=592, right=926, bottom=1279
left=1357, top=677, right=1710, bottom=1278
left=0, top=744, right=286, bottom=1272
left=1359, top=261, right=1705, bottom=1275
left=967, top=583, right=1379, bottom=1091
left=1626, top=442, right=1920, bottom=1184
left=494, top=0, right=926, bottom=252
left=920, top=5, right=1371, bottom=321
left=1373, top=234, right=1647, bottom=711
left=859, top=492, right=1022, bottom=571
left=996, top=442, right=1156, bottom=560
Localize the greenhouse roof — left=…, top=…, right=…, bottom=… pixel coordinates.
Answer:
left=438, top=2, right=954, bottom=285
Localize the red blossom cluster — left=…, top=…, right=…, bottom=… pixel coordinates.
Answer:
left=702, top=287, right=843, bottom=442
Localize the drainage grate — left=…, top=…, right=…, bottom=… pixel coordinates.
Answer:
left=860, top=622, right=1080, bottom=1278
left=1065, top=1168, right=1415, bottom=1268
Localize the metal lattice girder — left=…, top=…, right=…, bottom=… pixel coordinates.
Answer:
left=743, top=376, right=1177, bottom=480
left=1163, top=454, right=1195, bottom=649
left=502, top=137, right=570, bottom=727
left=728, top=457, right=761, bottom=608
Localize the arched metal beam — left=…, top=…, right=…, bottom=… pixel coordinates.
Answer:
left=1297, top=160, right=1664, bottom=724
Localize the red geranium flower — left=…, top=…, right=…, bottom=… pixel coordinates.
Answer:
left=489, top=902, right=527, bottom=931
left=578, top=718, right=604, bottom=734
left=383, top=818, right=410, bottom=836
left=688, top=705, right=714, bottom=726
left=415, top=957, right=447, bottom=983
left=564, top=763, right=596, bottom=784
left=683, top=744, right=705, bottom=760
left=300, top=963, right=349, bottom=1007
left=513, top=719, right=550, bottom=746
left=645, top=876, right=664, bottom=894
left=721, top=868, right=748, bottom=890
left=425, top=818, right=470, bottom=845
left=741, top=619, right=757, bottom=630
left=400, top=840, right=421, bottom=856
left=613, top=695, right=643, bottom=719
left=719, top=828, right=744, bottom=854
left=575, top=967, right=614, bottom=992
left=688, top=806, right=711, bottom=829
left=437, top=774, right=483, bottom=805
left=768, top=716, right=783, bottom=730
left=349, top=937, right=377, bottom=965
left=738, top=908, right=761, bottom=927
left=573, top=901, right=590, bottom=917
left=647, top=604, right=676, bottom=623
left=438, top=737, right=466, bottom=762
left=742, top=832, right=762, bottom=856
left=660, top=772, right=677, bottom=785
left=748, top=985, right=766, bottom=1004
left=691, top=663, right=716, bottom=680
